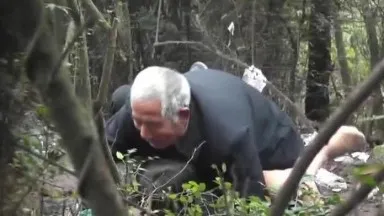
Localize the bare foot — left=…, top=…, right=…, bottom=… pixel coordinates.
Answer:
left=324, top=126, right=367, bottom=160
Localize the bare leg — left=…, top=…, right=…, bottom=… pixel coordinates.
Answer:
left=263, top=146, right=329, bottom=193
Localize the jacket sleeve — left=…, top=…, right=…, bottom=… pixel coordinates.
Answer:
left=105, top=104, right=139, bottom=159
left=229, top=127, right=268, bottom=199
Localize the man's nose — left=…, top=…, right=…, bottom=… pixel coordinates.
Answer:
left=140, top=125, right=152, bottom=140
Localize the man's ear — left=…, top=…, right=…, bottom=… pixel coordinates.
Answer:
left=178, top=107, right=190, bottom=121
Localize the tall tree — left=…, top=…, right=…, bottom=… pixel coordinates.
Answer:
left=333, top=1, right=352, bottom=94
left=362, top=4, right=384, bottom=137
left=305, top=0, right=332, bottom=122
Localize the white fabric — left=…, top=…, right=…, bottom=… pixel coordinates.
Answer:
left=242, top=65, right=267, bottom=92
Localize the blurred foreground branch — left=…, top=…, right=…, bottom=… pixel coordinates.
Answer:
left=4, top=0, right=127, bottom=215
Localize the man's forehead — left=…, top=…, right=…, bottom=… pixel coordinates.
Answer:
left=131, top=99, right=161, bottom=112
left=132, top=113, right=163, bottom=123
left=131, top=100, right=164, bottom=122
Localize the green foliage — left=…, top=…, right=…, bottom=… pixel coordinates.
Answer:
left=112, top=160, right=344, bottom=216
left=35, top=104, right=50, bottom=120
left=331, top=20, right=371, bottom=83
left=352, top=163, right=384, bottom=186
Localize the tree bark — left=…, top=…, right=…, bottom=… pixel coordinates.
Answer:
left=304, top=0, right=332, bottom=122
left=362, top=5, right=384, bottom=138
left=333, top=6, right=352, bottom=94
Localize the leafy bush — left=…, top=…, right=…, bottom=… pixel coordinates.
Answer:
left=114, top=151, right=343, bottom=216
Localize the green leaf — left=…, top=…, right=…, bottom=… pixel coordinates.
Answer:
left=198, top=183, right=206, bottom=192
left=168, top=193, right=177, bottom=200
left=353, top=164, right=384, bottom=177
left=179, top=195, right=188, bottom=204
left=222, top=163, right=227, bottom=173
left=36, top=105, right=50, bottom=119
left=116, top=151, right=124, bottom=160
left=182, top=183, right=190, bottom=190
left=224, top=182, right=232, bottom=190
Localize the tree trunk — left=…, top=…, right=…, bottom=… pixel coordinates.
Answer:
left=333, top=6, right=352, bottom=94
left=304, top=0, right=332, bottom=122
left=261, top=0, right=287, bottom=84
left=362, top=5, right=384, bottom=139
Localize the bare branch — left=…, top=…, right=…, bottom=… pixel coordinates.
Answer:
left=96, top=18, right=119, bottom=105
left=81, top=0, right=111, bottom=29
left=50, top=20, right=90, bottom=82
left=146, top=140, right=206, bottom=200
left=152, top=0, right=163, bottom=58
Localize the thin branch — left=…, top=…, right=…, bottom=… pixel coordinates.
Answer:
left=270, top=57, right=384, bottom=216
left=94, top=17, right=121, bottom=185
left=146, top=141, right=206, bottom=202
left=251, top=0, right=256, bottom=65
left=96, top=18, right=119, bottom=105
left=81, top=0, right=111, bottom=29
left=50, top=20, right=90, bottom=82
left=151, top=0, right=163, bottom=58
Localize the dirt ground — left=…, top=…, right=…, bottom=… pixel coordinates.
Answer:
left=322, top=156, right=382, bottom=216
left=31, top=149, right=384, bottom=215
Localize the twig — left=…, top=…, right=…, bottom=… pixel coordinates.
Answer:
left=251, top=1, right=256, bottom=65
left=93, top=17, right=121, bottom=186
left=270, top=57, right=384, bottom=216
left=215, top=165, right=232, bottom=216
left=96, top=17, right=119, bottom=104
left=93, top=107, right=122, bottom=185
left=151, top=0, right=163, bottom=58
left=122, top=197, right=157, bottom=216
left=330, top=168, right=384, bottom=216
left=50, top=20, right=90, bottom=82
left=146, top=141, right=206, bottom=202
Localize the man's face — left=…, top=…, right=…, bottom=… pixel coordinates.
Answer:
left=131, top=99, right=189, bottom=149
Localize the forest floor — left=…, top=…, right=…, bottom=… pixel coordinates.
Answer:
left=321, top=150, right=382, bottom=216
left=33, top=150, right=384, bottom=216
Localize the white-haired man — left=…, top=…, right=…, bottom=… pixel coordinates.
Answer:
left=105, top=65, right=367, bottom=199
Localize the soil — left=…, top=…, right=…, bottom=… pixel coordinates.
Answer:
left=321, top=156, right=382, bottom=216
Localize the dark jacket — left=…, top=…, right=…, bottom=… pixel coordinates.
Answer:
left=105, top=68, right=304, bottom=198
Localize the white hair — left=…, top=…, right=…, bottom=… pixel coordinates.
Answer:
left=130, top=66, right=191, bottom=121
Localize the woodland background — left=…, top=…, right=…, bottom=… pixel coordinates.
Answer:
left=2, top=0, right=384, bottom=215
